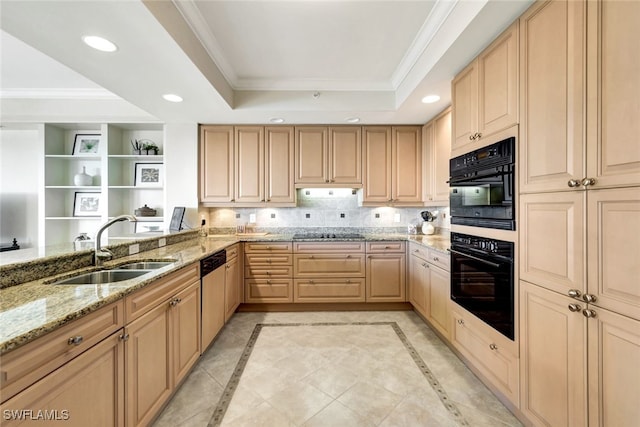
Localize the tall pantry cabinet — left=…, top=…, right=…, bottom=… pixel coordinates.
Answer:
left=518, top=1, right=640, bottom=426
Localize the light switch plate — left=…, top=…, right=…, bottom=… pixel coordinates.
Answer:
left=394, top=213, right=401, bottom=223
left=129, top=243, right=140, bottom=255
left=158, top=238, right=166, bottom=248
left=249, top=213, right=256, bottom=223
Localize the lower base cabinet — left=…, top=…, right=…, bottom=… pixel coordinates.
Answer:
left=224, top=246, right=241, bottom=322
left=0, top=331, right=125, bottom=427
left=202, top=266, right=226, bottom=350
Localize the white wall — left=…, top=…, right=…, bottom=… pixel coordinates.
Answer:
left=0, top=128, right=41, bottom=247
left=163, top=123, right=200, bottom=230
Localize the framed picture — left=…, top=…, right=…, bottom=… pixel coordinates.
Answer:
left=169, top=207, right=186, bottom=231
left=134, top=163, right=164, bottom=187
left=73, top=192, right=101, bottom=216
left=134, top=221, right=163, bottom=233
left=72, top=134, right=101, bottom=155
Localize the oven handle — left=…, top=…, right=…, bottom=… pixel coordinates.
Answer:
left=447, top=248, right=502, bottom=268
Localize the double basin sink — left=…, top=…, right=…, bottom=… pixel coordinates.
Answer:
left=50, top=260, right=176, bottom=285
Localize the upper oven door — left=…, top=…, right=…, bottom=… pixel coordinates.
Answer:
left=449, top=166, right=513, bottom=208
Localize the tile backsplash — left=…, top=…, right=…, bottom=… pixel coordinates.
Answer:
left=205, top=189, right=450, bottom=231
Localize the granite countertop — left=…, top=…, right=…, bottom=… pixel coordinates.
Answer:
left=0, top=232, right=449, bottom=355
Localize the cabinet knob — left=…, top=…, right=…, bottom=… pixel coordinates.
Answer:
left=267, top=279, right=271, bottom=284
left=326, top=179, right=330, bottom=183
left=346, top=279, right=351, bottom=283
left=568, top=303, right=582, bottom=312
left=469, top=135, right=474, bottom=141
left=267, top=199, right=271, bottom=202
left=567, top=179, right=581, bottom=188
left=476, top=132, right=482, bottom=139
left=346, top=255, right=351, bottom=258
left=567, top=289, right=582, bottom=298
left=582, top=309, right=597, bottom=318
left=309, top=280, right=315, bottom=284
left=581, top=177, right=596, bottom=187
left=457, top=319, right=464, bottom=325
left=582, top=293, right=597, bottom=303
left=119, top=333, right=130, bottom=342
left=433, top=256, right=439, bottom=262
left=489, top=343, right=498, bottom=351
left=67, top=335, right=84, bottom=346
left=169, top=299, right=178, bottom=307
left=230, top=199, right=235, bottom=202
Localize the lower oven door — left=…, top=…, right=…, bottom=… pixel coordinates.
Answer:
left=449, top=248, right=514, bottom=340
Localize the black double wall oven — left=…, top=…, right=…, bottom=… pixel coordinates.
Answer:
left=449, top=137, right=516, bottom=341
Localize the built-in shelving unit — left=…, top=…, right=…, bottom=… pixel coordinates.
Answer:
left=39, top=122, right=165, bottom=245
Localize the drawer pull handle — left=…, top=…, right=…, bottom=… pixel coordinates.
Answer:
left=582, top=293, right=597, bottom=303
left=582, top=309, right=597, bottom=318
left=309, top=280, right=315, bottom=284
left=433, top=257, right=439, bottom=262
left=119, top=333, right=130, bottom=342
left=68, top=336, right=84, bottom=346
left=457, top=319, right=464, bottom=325
left=567, top=289, right=581, bottom=298
left=346, top=279, right=351, bottom=283
left=346, top=255, right=351, bottom=258
left=568, top=303, right=582, bottom=312
left=489, top=343, right=498, bottom=351
left=267, top=280, right=271, bottom=284
left=413, top=249, right=419, bottom=253
left=567, top=179, right=581, bottom=188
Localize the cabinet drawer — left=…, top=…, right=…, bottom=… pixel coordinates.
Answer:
left=294, top=242, right=365, bottom=253
left=428, top=249, right=450, bottom=271
left=245, top=253, right=293, bottom=266
left=294, top=278, right=365, bottom=303
left=366, top=241, right=406, bottom=253
left=245, top=279, right=293, bottom=302
left=244, top=265, right=293, bottom=278
left=244, top=242, right=292, bottom=253
left=409, top=244, right=429, bottom=261
left=293, top=254, right=366, bottom=277
left=450, top=308, right=519, bottom=404
left=0, top=300, right=124, bottom=402
left=125, top=263, right=199, bottom=322
left=226, top=244, right=240, bottom=261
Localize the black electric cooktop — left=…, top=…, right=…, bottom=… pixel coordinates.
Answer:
left=292, top=233, right=365, bottom=240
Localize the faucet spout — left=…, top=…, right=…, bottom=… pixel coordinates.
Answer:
left=94, top=215, right=137, bottom=266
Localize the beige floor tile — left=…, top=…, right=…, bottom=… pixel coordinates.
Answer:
left=301, top=364, right=360, bottom=399
left=265, top=381, right=334, bottom=425
left=378, top=392, right=460, bottom=427
left=336, top=381, right=404, bottom=425
left=302, top=400, right=372, bottom=427
left=220, top=384, right=265, bottom=425
left=221, top=401, right=294, bottom=427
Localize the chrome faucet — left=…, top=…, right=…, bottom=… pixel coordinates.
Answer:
left=94, top=215, right=137, bottom=266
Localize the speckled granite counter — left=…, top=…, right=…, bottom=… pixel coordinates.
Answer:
left=0, top=231, right=449, bottom=355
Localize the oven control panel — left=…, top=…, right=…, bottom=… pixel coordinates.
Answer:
left=451, top=233, right=513, bottom=259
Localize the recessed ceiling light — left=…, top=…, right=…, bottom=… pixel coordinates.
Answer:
left=346, top=117, right=360, bottom=123
left=162, top=94, right=183, bottom=103
left=421, top=95, right=440, bottom=104
left=270, top=118, right=285, bottom=124
left=82, top=35, right=117, bottom=52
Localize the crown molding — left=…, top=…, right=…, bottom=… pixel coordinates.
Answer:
left=0, top=88, right=120, bottom=99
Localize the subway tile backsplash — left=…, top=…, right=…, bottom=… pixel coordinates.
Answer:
left=206, top=189, right=450, bottom=231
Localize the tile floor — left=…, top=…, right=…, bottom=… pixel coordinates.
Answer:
left=153, top=311, right=522, bottom=427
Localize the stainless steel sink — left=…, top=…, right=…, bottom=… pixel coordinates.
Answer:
left=51, top=270, right=150, bottom=285
left=114, top=261, right=175, bottom=270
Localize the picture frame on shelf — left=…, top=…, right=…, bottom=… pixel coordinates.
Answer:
left=134, top=163, right=164, bottom=187
left=134, top=221, right=163, bottom=233
left=169, top=207, right=186, bottom=231
left=73, top=192, right=102, bottom=217
left=72, top=134, right=101, bottom=155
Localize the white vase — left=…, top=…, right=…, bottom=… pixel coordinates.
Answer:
left=421, top=222, right=435, bottom=235
left=74, top=167, right=93, bottom=186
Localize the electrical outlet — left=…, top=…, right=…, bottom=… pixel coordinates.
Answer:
left=129, top=243, right=140, bottom=255
left=249, top=213, right=256, bottom=223
left=394, top=213, right=401, bottom=223
left=158, top=238, right=166, bottom=248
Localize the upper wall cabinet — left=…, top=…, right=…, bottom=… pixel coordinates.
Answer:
left=294, top=126, right=362, bottom=187
left=362, top=126, right=423, bottom=206
left=452, top=21, right=519, bottom=155
left=200, top=125, right=295, bottom=207
left=423, top=107, right=452, bottom=204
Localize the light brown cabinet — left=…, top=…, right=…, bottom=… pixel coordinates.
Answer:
left=362, top=126, right=422, bottom=206
left=452, top=21, right=518, bottom=154
left=0, top=331, right=125, bottom=427
left=294, top=126, right=361, bottom=186
left=224, top=244, right=242, bottom=322
left=365, top=242, right=406, bottom=302
left=124, top=266, right=200, bottom=427
left=200, top=125, right=295, bottom=206
left=244, top=242, right=293, bottom=303
left=423, top=107, right=452, bottom=204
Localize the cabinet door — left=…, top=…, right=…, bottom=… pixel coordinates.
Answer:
left=587, top=187, right=640, bottom=320
left=200, top=125, right=234, bottom=203
left=409, top=254, right=428, bottom=318
left=201, top=267, right=226, bottom=350
left=265, top=126, right=295, bottom=205
left=126, top=303, right=172, bottom=427
left=362, top=126, right=392, bottom=203
left=478, top=21, right=519, bottom=138
left=225, top=255, right=240, bottom=322
left=451, top=60, right=478, bottom=150
left=432, top=109, right=452, bottom=203
left=173, top=282, right=201, bottom=386
left=295, top=127, right=328, bottom=184
left=427, top=264, right=450, bottom=339
left=587, top=306, right=640, bottom=427
left=520, top=191, right=586, bottom=296
left=586, top=0, right=640, bottom=188
left=519, top=0, right=586, bottom=193
left=0, top=332, right=124, bottom=427
left=366, top=253, right=406, bottom=302
left=392, top=126, right=422, bottom=204
left=329, top=127, right=361, bottom=185
left=235, top=126, right=264, bottom=203
left=520, top=281, right=587, bottom=427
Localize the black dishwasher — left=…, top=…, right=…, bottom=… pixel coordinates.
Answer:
left=201, top=250, right=226, bottom=350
